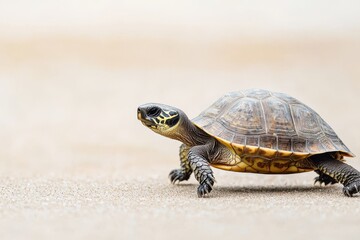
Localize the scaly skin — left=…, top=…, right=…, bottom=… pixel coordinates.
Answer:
left=169, top=144, right=192, bottom=183
left=188, top=145, right=216, bottom=197
left=311, top=154, right=360, bottom=197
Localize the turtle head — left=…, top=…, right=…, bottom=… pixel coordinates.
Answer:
left=137, top=103, right=182, bottom=138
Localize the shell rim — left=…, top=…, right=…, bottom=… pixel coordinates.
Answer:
left=193, top=122, right=355, bottom=158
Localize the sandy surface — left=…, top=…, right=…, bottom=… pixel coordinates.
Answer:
left=1, top=1, right=360, bottom=240
left=0, top=172, right=359, bottom=240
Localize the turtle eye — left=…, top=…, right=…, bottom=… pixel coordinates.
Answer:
left=147, top=107, right=161, bottom=117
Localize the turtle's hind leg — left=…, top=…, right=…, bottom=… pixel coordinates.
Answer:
left=310, top=154, right=360, bottom=197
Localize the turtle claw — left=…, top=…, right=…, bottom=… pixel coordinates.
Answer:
left=314, top=172, right=337, bottom=186
left=343, top=180, right=360, bottom=197
left=314, top=178, right=320, bottom=186
left=197, top=176, right=215, bottom=198
left=169, top=169, right=190, bottom=184
left=314, top=177, right=329, bottom=186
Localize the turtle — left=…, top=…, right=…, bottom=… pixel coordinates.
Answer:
left=137, top=89, right=360, bottom=197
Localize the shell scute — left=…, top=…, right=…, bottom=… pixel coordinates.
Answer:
left=245, top=136, right=259, bottom=147
left=262, top=96, right=297, bottom=136
left=259, top=135, right=278, bottom=149
left=291, top=104, right=322, bottom=138
left=243, top=88, right=271, bottom=99
left=219, top=97, right=266, bottom=135
left=277, top=137, right=292, bottom=152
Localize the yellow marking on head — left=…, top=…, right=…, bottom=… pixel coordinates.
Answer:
left=155, top=111, right=179, bottom=127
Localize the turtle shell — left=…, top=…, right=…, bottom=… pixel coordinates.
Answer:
left=192, top=89, right=354, bottom=161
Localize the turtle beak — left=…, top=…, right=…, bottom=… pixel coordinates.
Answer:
left=137, top=107, right=143, bottom=120
left=137, top=106, right=155, bottom=128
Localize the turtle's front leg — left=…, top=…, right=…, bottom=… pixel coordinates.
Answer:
left=169, top=144, right=193, bottom=183
left=188, top=145, right=215, bottom=197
